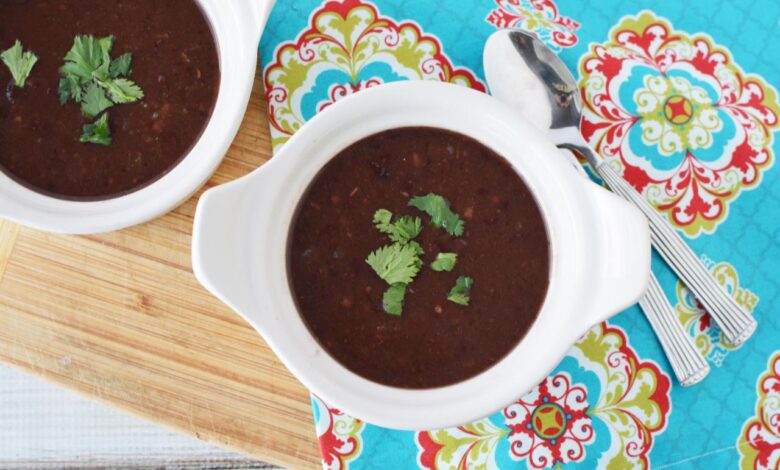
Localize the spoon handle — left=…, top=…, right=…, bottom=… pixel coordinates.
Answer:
left=592, top=158, right=756, bottom=346
left=639, top=274, right=710, bottom=386
left=557, top=148, right=710, bottom=385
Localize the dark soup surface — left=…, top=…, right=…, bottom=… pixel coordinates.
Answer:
left=288, top=127, right=550, bottom=388
left=0, top=0, right=219, bottom=199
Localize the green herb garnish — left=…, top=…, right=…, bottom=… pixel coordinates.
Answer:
left=373, top=209, right=422, bottom=244
left=448, top=275, right=474, bottom=306
left=59, top=35, right=143, bottom=145
left=60, top=35, right=113, bottom=81
left=58, top=75, right=82, bottom=104
left=431, top=253, right=457, bottom=272
left=373, top=208, right=393, bottom=230
left=409, top=193, right=465, bottom=237
left=80, top=113, right=111, bottom=146
left=1, top=40, right=38, bottom=88
left=81, top=82, right=114, bottom=117
left=109, top=52, right=133, bottom=78
left=383, top=284, right=406, bottom=316
left=408, top=240, right=425, bottom=258
left=368, top=209, right=426, bottom=315
left=366, top=243, right=422, bottom=286
left=102, top=77, right=143, bottom=104
left=368, top=195, right=473, bottom=316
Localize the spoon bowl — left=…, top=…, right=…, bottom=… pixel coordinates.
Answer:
left=484, top=30, right=581, bottom=133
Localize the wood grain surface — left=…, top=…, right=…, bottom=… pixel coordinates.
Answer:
left=0, top=72, right=321, bottom=469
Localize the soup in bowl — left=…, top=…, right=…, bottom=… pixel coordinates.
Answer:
left=288, top=127, right=550, bottom=389
left=192, top=81, right=650, bottom=430
left=0, top=0, right=274, bottom=233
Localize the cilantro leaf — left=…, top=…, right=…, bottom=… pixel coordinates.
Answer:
left=1, top=40, right=38, bottom=88
left=373, top=209, right=393, bottom=231
left=80, top=113, right=111, bottom=146
left=408, top=240, right=425, bottom=257
left=382, top=284, right=406, bottom=316
left=447, top=275, right=473, bottom=306
left=101, top=77, right=143, bottom=103
left=81, top=82, right=114, bottom=117
left=431, top=253, right=457, bottom=272
left=61, top=36, right=141, bottom=105
left=59, top=35, right=143, bottom=146
left=109, top=52, right=133, bottom=78
left=60, top=35, right=114, bottom=82
left=390, top=216, right=422, bottom=243
left=366, top=243, right=421, bottom=286
left=409, top=193, right=465, bottom=237
left=373, top=209, right=422, bottom=244
left=58, top=75, right=82, bottom=104
left=95, top=36, right=114, bottom=80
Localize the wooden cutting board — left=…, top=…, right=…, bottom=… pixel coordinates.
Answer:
left=0, top=71, right=322, bottom=469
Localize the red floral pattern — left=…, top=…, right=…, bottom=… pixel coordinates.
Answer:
left=739, top=354, right=780, bottom=469
left=415, top=323, right=671, bottom=469
left=579, top=12, right=780, bottom=236
left=504, top=373, right=594, bottom=467
left=312, top=396, right=364, bottom=470
left=264, top=0, right=485, bottom=150
left=486, top=0, right=579, bottom=50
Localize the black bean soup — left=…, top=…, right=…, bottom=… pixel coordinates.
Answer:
left=0, top=0, right=219, bottom=199
left=288, top=127, right=550, bottom=388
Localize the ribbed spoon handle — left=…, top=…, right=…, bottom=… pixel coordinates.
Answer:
left=597, top=161, right=756, bottom=346
left=639, top=274, right=710, bottom=386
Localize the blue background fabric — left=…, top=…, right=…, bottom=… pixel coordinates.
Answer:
left=259, top=1, right=780, bottom=467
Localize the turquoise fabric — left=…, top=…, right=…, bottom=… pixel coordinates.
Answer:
left=259, top=1, right=780, bottom=467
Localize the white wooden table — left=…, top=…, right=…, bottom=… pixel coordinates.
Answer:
left=0, top=365, right=283, bottom=469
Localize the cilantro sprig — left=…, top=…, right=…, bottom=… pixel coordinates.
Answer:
left=58, top=35, right=144, bottom=145
left=382, top=284, right=406, bottom=316
left=431, top=253, right=457, bottom=272
left=1, top=40, right=38, bottom=88
left=81, top=82, right=113, bottom=117
left=409, top=193, right=465, bottom=236
left=366, top=208, right=426, bottom=316
left=80, top=113, right=111, bottom=146
left=109, top=53, right=132, bottom=78
left=366, top=243, right=421, bottom=286
left=448, top=276, right=474, bottom=306
left=366, top=194, right=474, bottom=316
left=373, top=209, right=422, bottom=245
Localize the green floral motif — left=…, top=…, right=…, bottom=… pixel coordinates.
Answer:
left=418, top=420, right=509, bottom=469
left=674, top=258, right=758, bottom=366
left=738, top=353, right=780, bottom=469
left=634, top=74, right=722, bottom=157
left=417, top=323, right=671, bottom=469
left=579, top=11, right=780, bottom=237
left=573, top=324, right=670, bottom=469
left=263, top=0, right=484, bottom=150
left=486, top=0, right=580, bottom=52
left=312, top=395, right=364, bottom=470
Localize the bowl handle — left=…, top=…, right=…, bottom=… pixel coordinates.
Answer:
left=580, top=182, right=651, bottom=327
left=192, top=181, right=255, bottom=317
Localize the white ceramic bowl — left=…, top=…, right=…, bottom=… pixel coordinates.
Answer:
left=192, top=81, right=650, bottom=430
left=0, top=0, right=274, bottom=234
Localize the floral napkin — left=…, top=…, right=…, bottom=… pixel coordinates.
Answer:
left=259, top=0, right=780, bottom=468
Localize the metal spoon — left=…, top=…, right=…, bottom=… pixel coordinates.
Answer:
left=554, top=149, right=709, bottom=385
left=563, top=151, right=713, bottom=385
left=483, top=29, right=756, bottom=347
left=483, top=30, right=710, bottom=385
